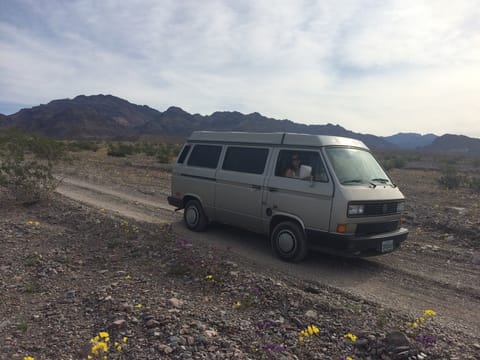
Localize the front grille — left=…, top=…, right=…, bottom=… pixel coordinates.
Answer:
left=363, top=202, right=399, bottom=216
left=356, top=221, right=399, bottom=235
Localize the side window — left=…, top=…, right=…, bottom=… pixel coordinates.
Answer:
left=275, top=150, right=328, bottom=182
left=222, top=147, right=269, bottom=174
left=187, top=144, right=222, bottom=169
left=177, top=145, right=191, bottom=164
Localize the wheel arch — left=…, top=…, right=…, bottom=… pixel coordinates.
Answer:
left=269, top=213, right=306, bottom=236
left=182, top=194, right=203, bottom=208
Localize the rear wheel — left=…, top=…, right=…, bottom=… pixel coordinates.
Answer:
left=184, top=199, right=208, bottom=231
left=271, top=221, right=308, bottom=262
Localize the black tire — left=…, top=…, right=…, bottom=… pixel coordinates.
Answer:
left=271, top=221, right=308, bottom=262
left=184, top=199, right=208, bottom=232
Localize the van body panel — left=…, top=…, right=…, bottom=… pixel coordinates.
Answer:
left=265, top=176, right=334, bottom=232
left=215, top=170, right=266, bottom=233
left=173, top=168, right=217, bottom=219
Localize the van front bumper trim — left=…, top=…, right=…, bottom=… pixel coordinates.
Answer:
left=305, top=228, right=408, bottom=257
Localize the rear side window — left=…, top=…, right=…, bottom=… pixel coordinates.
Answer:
left=177, top=145, right=191, bottom=164
left=187, top=144, right=222, bottom=168
left=222, top=147, right=269, bottom=174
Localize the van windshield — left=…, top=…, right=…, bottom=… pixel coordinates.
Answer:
left=325, top=147, right=391, bottom=186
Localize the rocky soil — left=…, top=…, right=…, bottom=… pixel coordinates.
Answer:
left=1, top=150, right=479, bottom=360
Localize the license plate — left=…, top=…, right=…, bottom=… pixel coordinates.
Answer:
left=381, top=240, right=394, bottom=252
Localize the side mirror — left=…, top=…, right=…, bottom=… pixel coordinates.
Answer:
left=299, top=165, right=312, bottom=179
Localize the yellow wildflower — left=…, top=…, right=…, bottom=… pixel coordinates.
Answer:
left=307, top=325, right=319, bottom=335
left=24, top=357, right=35, bottom=360
left=123, top=336, right=128, bottom=343
left=344, top=333, right=357, bottom=343
left=205, top=274, right=214, bottom=280
left=424, top=309, right=436, bottom=317
left=124, top=274, right=131, bottom=280
left=136, top=303, right=142, bottom=308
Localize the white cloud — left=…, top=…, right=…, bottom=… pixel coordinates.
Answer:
left=1, top=0, right=479, bottom=137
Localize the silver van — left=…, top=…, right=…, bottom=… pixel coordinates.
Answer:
left=168, top=131, right=408, bottom=261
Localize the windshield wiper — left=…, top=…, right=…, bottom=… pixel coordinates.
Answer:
left=371, top=178, right=390, bottom=183
left=341, top=179, right=363, bottom=184
left=371, top=178, right=397, bottom=188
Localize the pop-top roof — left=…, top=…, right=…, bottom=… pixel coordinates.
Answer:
left=188, top=131, right=368, bottom=149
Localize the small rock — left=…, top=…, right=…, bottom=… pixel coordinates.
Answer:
left=305, top=310, right=317, bottom=319
left=65, top=290, right=76, bottom=298
left=305, top=286, right=320, bottom=294
left=111, top=319, right=127, bottom=329
left=385, top=331, right=410, bottom=347
left=472, top=253, right=480, bottom=265
left=168, top=297, right=183, bottom=308
left=145, top=319, right=160, bottom=328
left=186, top=336, right=195, bottom=345
left=205, top=329, right=218, bottom=337
left=354, top=338, right=369, bottom=348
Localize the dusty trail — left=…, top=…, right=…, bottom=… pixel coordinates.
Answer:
left=55, top=175, right=480, bottom=337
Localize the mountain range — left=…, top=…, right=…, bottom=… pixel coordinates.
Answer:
left=1, top=94, right=479, bottom=154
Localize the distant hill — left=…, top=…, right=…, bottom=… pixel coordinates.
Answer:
left=1, top=94, right=479, bottom=154
left=0, top=94, right=395, bottom=149
left=423, top=134, right=480, bottom=154
left=384, top=132, right=437, bottom=149
left=0, top=113, right=7, bottom=126
left=5, top=95, right=160, bottom=139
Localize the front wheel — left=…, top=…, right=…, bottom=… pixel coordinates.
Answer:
left=183, top=199, right=208, bottom=232
left=271, top=221, right=308, bottom=262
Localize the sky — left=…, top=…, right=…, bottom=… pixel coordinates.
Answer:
left=1, top=0, right=479, bottom=138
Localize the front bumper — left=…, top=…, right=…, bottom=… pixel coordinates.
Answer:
left=305, top=227, right=409, bottom=257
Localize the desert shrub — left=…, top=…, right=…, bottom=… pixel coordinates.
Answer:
left=107, top=143, right=135, bottom=157
left=438, top=165, right=463, bottom=189
left=0, top=128, right=65, bottom=202
left=382, top=156, right=406, bottom=171
left=473, top=158, right=480, bottom=169
left=467, top=177, right=480, bottom=192
left=157, top=143, right=182, bottom=163
left=66, top=140, right=100, bottom=152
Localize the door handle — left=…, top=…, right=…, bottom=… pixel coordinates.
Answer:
left=251, top=184, right=261, bottom=190
left=268, top=187, right=278, bottom=192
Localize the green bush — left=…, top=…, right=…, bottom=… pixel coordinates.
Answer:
left=468, top=177, right=480, bottom=192
left=107, top=143, right=135, bottom=157
left=0, top=128, right=65, bottom=203
left=438, top=165, right=463, bottom=189
left=382, top=156, right=406, bottom=171
left=66, top=140, right=100, bottom=152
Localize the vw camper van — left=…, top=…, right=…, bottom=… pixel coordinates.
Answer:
left=168, top=131, right=408, bottom=262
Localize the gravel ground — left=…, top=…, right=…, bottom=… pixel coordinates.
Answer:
left=1, top=152, right=479, bottom=359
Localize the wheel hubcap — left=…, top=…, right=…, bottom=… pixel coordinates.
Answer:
left=185, top=207, right=198, bottom=226
left=278, top=230, right=296, bottom=254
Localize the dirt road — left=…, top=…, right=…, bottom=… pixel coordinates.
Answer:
left=56, top=174, right=480, bottom=338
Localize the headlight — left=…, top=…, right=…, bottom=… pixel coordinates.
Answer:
left=348, top=204, right=364, bottom=216
left=397, top=202, right=405, bottom=212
